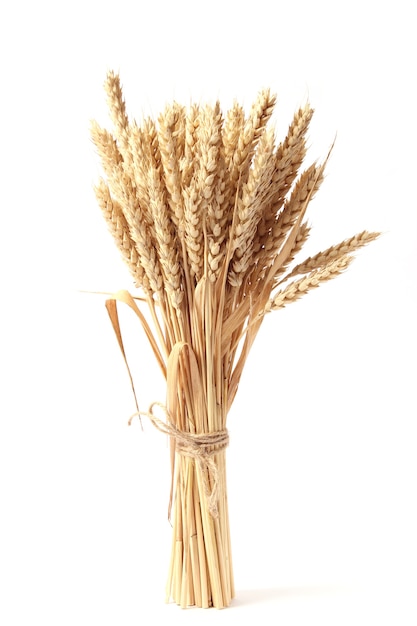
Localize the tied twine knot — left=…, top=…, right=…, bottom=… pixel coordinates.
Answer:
left=130, top=402, right=229, bottom=518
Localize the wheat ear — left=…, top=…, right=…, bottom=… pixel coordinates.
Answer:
left=266, top=254, right=354, bottom=312
left=104, top=71, right=133, bottom=170
left=94, top=179, right=152, bottom=293
left=283, top=230, right=381, bottom=281
left=158, top=104, right=186, bottom=233
left=90, top=121, right=123, bottom=176
left=145, top=137, right=184, bottom=312
left=228, top=127, right=276, bottom=287
left=252, top=103, right=314, bottom=264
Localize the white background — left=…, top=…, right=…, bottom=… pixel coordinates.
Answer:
left=1, top=1, right=416, bottom=624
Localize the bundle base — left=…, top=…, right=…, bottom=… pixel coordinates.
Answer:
left=165, top=451, right=234, bottom=609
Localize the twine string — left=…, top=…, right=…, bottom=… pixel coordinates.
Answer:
left=130, top=402, right=229, bottom=517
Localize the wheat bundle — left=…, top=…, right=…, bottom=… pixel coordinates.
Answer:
left=91, top=71, right=379, bottom=609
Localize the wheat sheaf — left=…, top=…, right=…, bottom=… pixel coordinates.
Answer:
left=91, top=71, right=380, bottom=609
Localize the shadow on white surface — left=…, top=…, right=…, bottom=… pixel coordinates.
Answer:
left=232, top=584, right=349, bottom=606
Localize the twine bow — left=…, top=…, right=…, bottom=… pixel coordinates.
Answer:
left=130, top=402, right=229, bottom=518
